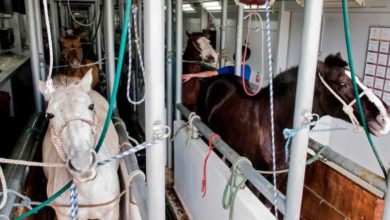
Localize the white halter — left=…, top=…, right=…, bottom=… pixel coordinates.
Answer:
left=317, top=73, right=366, bottom=128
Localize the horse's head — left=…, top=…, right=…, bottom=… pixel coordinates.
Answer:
left=184, top=31, right=219, bottom=67
left=316, top=53, right=390, bottom=136
left=39, top=70, right=99, bottom=182
left=59, top=34, right=83, bottom=68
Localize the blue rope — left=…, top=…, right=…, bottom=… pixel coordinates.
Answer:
left=283, top=125, right=348, bottom=163
left=264, top=0, right=278, bottom=217
left=70, top=183, right=78, bottom=220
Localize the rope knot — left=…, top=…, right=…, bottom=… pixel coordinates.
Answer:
left=283, top=128, right=298, bottom=139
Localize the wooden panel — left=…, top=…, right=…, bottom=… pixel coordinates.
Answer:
left=302, top=161, right=384, bottom=220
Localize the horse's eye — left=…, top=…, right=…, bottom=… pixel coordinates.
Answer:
left=88, top=104, right=94, bottom=111
left=46, top=113, right=54, bottom=119
left=338, top=82, right=347, bottom=89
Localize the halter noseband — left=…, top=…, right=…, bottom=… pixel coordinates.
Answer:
left=318, top=73, right=366, bottom=128
left=50, top=113, right=99, bottom=162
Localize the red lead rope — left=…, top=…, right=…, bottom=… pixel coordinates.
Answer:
left=201, top=134, right=221, bottom=198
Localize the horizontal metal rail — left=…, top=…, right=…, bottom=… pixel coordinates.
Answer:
left=176, top=104, right=286, bottom=214
left=112, top=115, right=148, bottom=220
left=0, top=113, right=45, bottom=217
left=308, top=139, right=386, bottom=193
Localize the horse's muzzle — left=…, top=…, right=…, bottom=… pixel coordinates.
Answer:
left=368, top=114, right=390, bottom=136
left=66, top=150, right=98, bottom=183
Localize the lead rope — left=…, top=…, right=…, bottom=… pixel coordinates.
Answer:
left=265, top=0, right=278, bottom=217
left=126, top=5, right=146, bottom=105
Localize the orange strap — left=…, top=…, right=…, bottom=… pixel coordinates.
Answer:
left=201, top=134, right=221, bottom=198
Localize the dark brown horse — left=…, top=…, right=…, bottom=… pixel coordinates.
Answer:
left=188, top=53, right=390, bottom=192
left=182, top=31, right=218, bottom=111
left=59, top=34, right=100, bottom=89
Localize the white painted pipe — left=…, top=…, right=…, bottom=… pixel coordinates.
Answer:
left=144, top=0, right=166, bottom=219
left=104, top=0, right=116, bottom=99
left=175, top=0, right=183, bottom=120
left=220, top=0, right=228, bottom=67
left=234, top=6, right=244, bottom=76
left=284, top=0, right=324, bottom=219
left=25, top=0, right=43, bottom=112
left=96, top=0, right=103, bottom=71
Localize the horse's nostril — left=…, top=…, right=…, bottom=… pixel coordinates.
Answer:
left=67, top=159, right=81, bottom=172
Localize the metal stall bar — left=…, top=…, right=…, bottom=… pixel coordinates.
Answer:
left=25, top=0, right=43, bottom=112
left=166, top=0, right=174, bottom=168
left=308, top=139, right=386, bottom=193
left=144, top=0, right=166, bottom=219
left=0, top=113, right=45, bottom=217
left=177, top=104, right=286, bottom=214
left=49, top=0, right=60, bottom=65
left=104, top=0, right=116, bottom=98
left=112, top=116, right=148, bottom=220
left=234, top=5, right=244, bottom=76
left=34, top=0, right=46, bottom=81
left=382, top=170, right=390, bottom=220
left=220, top=0, right=228, bottom=67
left=284, top=0, right=324, bottom=219
left=96, top=0, right=103, bottom=70
left=175, top=0, right=183, bottom=120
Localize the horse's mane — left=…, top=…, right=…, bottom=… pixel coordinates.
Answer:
left=52, top=74, right=81, bottom=89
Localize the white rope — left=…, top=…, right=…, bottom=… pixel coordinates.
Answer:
left=126, top=5, right=145, bottom=105
left=265, top=0, right=278, bottom=217
left=317, top=73, right=365, bottom=129
left=67, top=0, right=96, bottom=27
left=243, top=9, right=264, bottom=90
left=0, top=166, right=7, bottom=210
left=42, top=0, right=55, bottom=94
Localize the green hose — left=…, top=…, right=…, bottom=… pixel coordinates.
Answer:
left=341, top=0, right=387, bottom=177
left=17, top=0, right=133, bottom=219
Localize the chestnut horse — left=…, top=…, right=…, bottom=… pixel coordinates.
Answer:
left=59, top=34, right=100, bottom=89
left=182, top=31, right=218, bottom=111
left=188, top=53, right=390, bottom=193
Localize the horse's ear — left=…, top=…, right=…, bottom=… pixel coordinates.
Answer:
left=186, top=31, right=191, bottom=38
left=38, top=81, right=52, bottom=101
left=59, top=36, right=65, bottom=44
left=75, top=36, right=81, bottom=42
left=79, top=69, right=93, bottom=93
left=317, top=61, right=326, bottom=74
left=324, top=53, right=348, bottom=67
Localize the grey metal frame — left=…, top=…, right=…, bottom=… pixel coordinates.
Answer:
left=34, top=0, right=46, bottom=81
left=220, top=0, right=228, bottom=68
left=112, top=116, right=148, bottom=220
left=0, top=114, right=45, bottom=217
left=177, top=104, right=287, bottom=214
left=234, top=5, right=243, bottom=76
left=175, top=0, right=183, bottom=120
left=166, top=0, right=174, bottom=168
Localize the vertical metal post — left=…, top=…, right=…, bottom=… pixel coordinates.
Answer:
left=96, top=0, right=103, bottom=70
left=49, top=0, right=60, bottom=65
left=166, top=0, right=173, bottom=168
left=118, top=0, right=124, bottom=27
left=144, top=0, right=166, bottom=219
left=220, top=0, right=228, bottom=67
left=25, top=0, right=43, bottom=112
left=234, top=5, right=243, bottom=76
left=59, top=4, right=66, bottom=34
left=33, top=0, right=45, bottom=81
left=382, top=170, right=390, bottom=220
left=284, top=0, right=324, bottom=219
left=175, top=0, right=183, bottom=120
left=137, top=0, right=143, bottom=53
left=275, top=1, right=291, bottom=74
left=104, top=0, right=116, bottom=99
